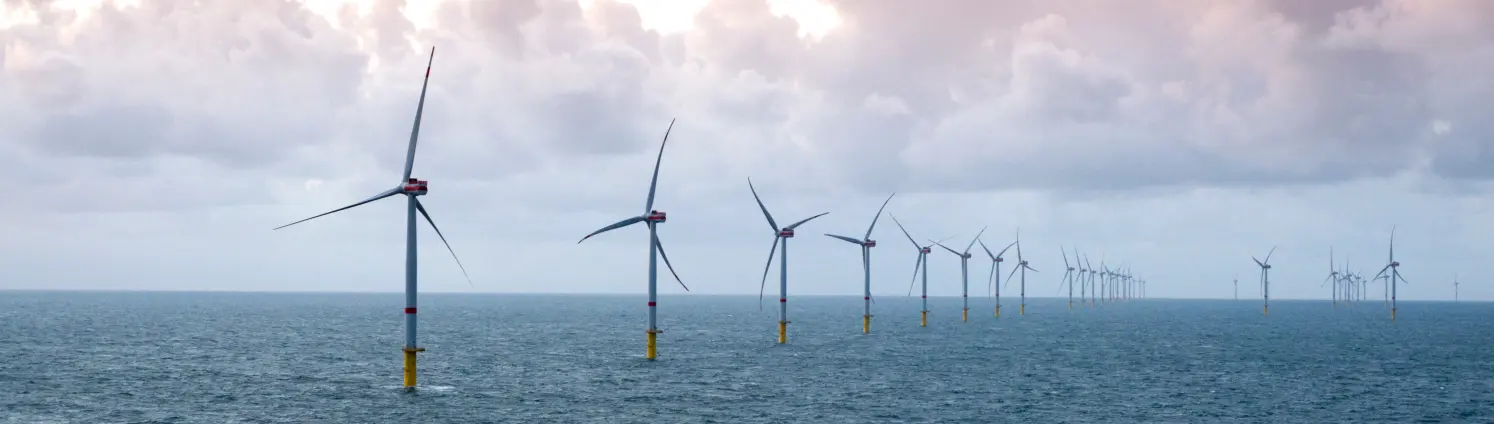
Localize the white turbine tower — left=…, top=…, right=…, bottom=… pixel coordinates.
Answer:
left=892, top=215, right=945, bottom=327
left=1371, top=226, right=1411, bottom=321
left=1323, top=248, right=1341, bottom=309
left=978, top=239, right=1017, bottom=318
left=748, top=178, right=829, bottom=344
left=933, top=227, right=987, bottom=322
left=1252, top=246, right=1277, bottom=316
left=1002, top=234, right=1038, bottom=315
left=825, top=193, right=895, bottom=334
left=577, top=119, right=689, bottom=361
left=1059, top=246, right=1076, bottom=309
left=273, top=47, right=472, bottom=389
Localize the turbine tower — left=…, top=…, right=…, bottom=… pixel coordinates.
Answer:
left=1060, top=246, right=1075, bottom=309
left=578, top=119, right=689, bottom=361
left=1252, top=246, right=1277, bottom=316
left=1003, top=234, right=1038, bottom=315
left=1454, top=274, right=1460, bottom=302
left=933, top=227, right=986, bottom=322
left=273, top=47, right=473, bottom=389
left=1323, top=248, right=1342, bottom=309
left=1074, top=248, right=1088, bottom=308
left=892, top=215, right=940, bottom=327
left=1085, top=255, right=1097, bottom=308
left=825, top=193, right=895, bottom=334
left=1371, top=226, right=1411, bottom=321
left=979, top=239, right=1017, bottom=318
left=748, top=178, right=829, bottom=344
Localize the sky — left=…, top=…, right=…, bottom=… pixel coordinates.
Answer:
left=1, top=0, right=1491, bottom=300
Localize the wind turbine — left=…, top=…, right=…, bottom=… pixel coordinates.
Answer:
left=825, top=193, right=895, bottom=334
left=1002, top=233, right=1038, bottom=315
left=892, top=216, right=943, bottom=327
left=1060, top=246, right=1075, bottom=309
left=979, top=239, right=1017, bottom=317
left=1323, top=248, right=1340, bottom=309
left=1252, top=246, right=1276, bottom=316
left=747, top=179, right=828, bottom=344
left=933, top=227, right=987, bottom=322
left=1084, top=255, right=1097, bottom=308
left=273, top=47, right=472, bottom=389
left=1074, top=248, right=1088, bottom=308
left=1233, top=273, right=1238, bottom=301
left=1371, top=226, right=1410, bottom=321
left=577, top=119, right=689, bottom=361
left=1454, top=274, right=1460, bottom=302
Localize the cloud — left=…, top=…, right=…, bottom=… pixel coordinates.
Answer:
left=0, top=0, right=1490, bottom=300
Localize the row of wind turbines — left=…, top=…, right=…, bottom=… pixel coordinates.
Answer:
left=747, top=181, right=1148, bottom=344
left=273, top=48, right=1152, bottom=387
left=1247, top=228, right=1420, bottom=321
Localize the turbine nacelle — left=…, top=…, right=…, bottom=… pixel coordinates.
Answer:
left=995, top=257, right=1004, bottom=263
left=778, top=228, right=795, bottom=238
left=1390, top=261, right=1400, bottom=267
left=961, top=253, right=972, bottom=259
left=646, top=210, right=668, bottom=223
left=402, top=178, right=429, bottom=195
left=920, top=247, right=931, bottom=254
left=1019, top=260, right=1029, bottom=266
left=864, top=239, right=876, bottom=248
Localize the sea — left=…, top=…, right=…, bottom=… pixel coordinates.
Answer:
left=2, top=291, right=1491, bottom=423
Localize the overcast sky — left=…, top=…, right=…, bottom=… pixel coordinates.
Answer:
left=1, top=0, right=1490, bottom=301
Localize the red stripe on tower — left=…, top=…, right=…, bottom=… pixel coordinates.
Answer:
left=648, top=301, right=656, bottom=307
left=780, top=298, right=786, bottom=303
left=404, top=307, right=417, bottom=314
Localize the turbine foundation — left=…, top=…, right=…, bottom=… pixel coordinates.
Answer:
left=402, top=346, right=424, bottom=388
left=920, top=310, right=928, bottom=327
left=1020, top=304, right=1025, bottom=315
left=994, top=305, right=1000, bottom=318
left=1391, top=308, right=1397, bottom=321
left=778, top=321, right=788, bottom=344
left=863, top=315, right=871, bottom=334
left=962, top=308, right=968, bottom=322
left=1263, top=305, right=1269, bottom=316
left=646, top=329, right=659, bottom=360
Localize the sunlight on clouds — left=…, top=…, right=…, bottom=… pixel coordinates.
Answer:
left=580, top=0, right=840, bottom=39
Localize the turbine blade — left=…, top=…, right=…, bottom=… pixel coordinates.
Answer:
left=273, top=188, right=401, bottom=230
left=1264, top=245, right=1277, bottom=264
left=747, top=177, right=779, bottom=231
left=907, top=254, right=923, bottom=296
left=654, top=237, right=688, bottom=291
left=643, top=119, right=676, bottom=214
left=864, top=193, right=895, bottom=240
left=891, top=215, right=920, bottom=250
left=1005, top=265, right=1019, bottom=290
left=1025, top=265, right=1039, bottom=273
left=759, top=237, right=780, bottom=309
left=987, top=261, right=997, bottom=298
left=785, top=212, right=829, bottom=230
left=414, top=199, right=472, bottom=287
left=825, top=234, right=863, bottom=245
left=978, top=239, right=997, bottom=260
left=996, top=240, right=1017, bottom=259
left=1252, top=257, right=1265, bottom=268
left=401, top=47, right=435, bottom=181
left=1372, top=264, right=1391, bottom=281
left=578, top=216, right=646, bottom=243
left=964, top=226, right=987, bottom=253
left=934, top=241, right=961, bottom=256
left=1061, top=246, right=1070, bottom=268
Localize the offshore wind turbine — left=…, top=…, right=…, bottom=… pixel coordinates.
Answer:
left=1371, top=226, right=1410, bottom=321
left=1252, top=246, right=1277, bottom=316
left=933, top=227, right=987, bottom=322
left=1323, top=248, right=1341, bottom=309
left=825, top=193, right=895, bottom=334
left=1002, top=233, right=1038, bottom=315
left=577, top=119, right=689, bottom=361
left=1074, top=248, right=1088, bottom=308
left=273, top=47, right=473, bottom=389
left=1060, top=246, right=1076, bottom=309
left=892, top=215, right=942, bottom=327
left=1454, top=274, right=1460, bottom=302
left=748, top=179, right=829, bottom=344
left=979, top=239, right=1017, bottom=317
left=1233, top=273, right=1239, bottom=301
left=1085, top=255, right=1097, bottom=307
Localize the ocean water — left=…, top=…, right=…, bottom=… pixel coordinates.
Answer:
left=2, top=291, right=1491, bottom=423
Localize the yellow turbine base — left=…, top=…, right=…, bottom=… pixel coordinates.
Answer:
left=994, top=305, right=1000, bottom=318
left=962, top=308, right=968, bottom=322
left=863, top=315, right=871, bottom=334
left=1020, top=304, right=1025, bottom=315
left=920, top=311, right=928, bottom=327
left=646, top=330, right=658, bottom=360
left=1068, top=300, right=1072, bottom=310
left=1263, top=305, right=1269, bottom=316
left=402, top=347, right=424, bottom=388
left=778, top=321, right=788, bottom=344
left=1391, top=308, right=1397, bottom=321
